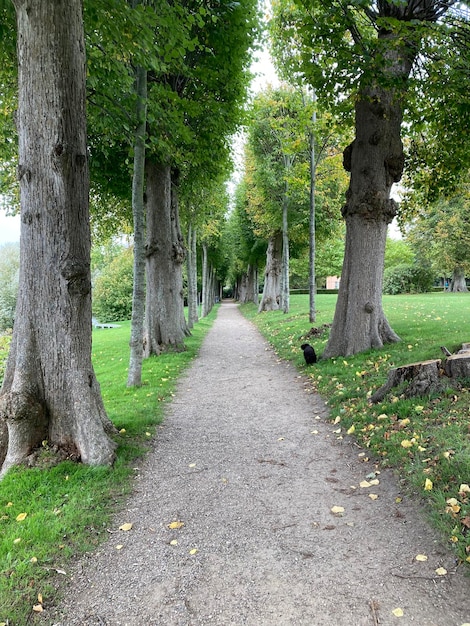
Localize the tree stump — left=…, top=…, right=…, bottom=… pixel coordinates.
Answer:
left=444, top=354, right=470, bottom=379
left=370, top=359, right=443, bottom=404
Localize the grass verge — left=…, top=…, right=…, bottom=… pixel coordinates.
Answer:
left=241, top=292, right=470, bottom=568
left=0, top=309, right=217, bottom=625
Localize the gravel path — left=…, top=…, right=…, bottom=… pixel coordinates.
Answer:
left=50, top=302, right=469, bottom=626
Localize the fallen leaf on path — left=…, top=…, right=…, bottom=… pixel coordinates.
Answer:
left=277, top=437, right=285, bottom=441
left=347, top=425, right=355, bottom=434
left=369, top=479, right=380, bottom=486
left=32, top=605, right=43, bottom=613
left=360, top=480, right=371, bottom=488
left=415, top=554, right=428, bottom=561
left=392, top=608, right=404, bottom=617
left=435, top=567, right=447, bottom=576
left=331, top=506, right=345, bottom=516
left=115, top=545, right=123, bottom=550
left=170, top=539, right=178, bottom=546
left=310, top=430, right=319, bottom=434
left=369, top=494, right=378, bottom=500
left=119, top=523, right=133, bottom=531
left=188, top=463, right=196, bottom=468
left=333, top=416, right=341, bottom=424
left=189, top=548, right=198, bottom=555
left=168, top=521, right=184, bottom=529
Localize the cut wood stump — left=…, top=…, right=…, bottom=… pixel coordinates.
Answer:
left=370, top=359, right=443, bottom=404
left=444, top=354, right=470, bottom=379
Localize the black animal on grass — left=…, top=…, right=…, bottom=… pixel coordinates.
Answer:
left=301, top=343, right=317, bottom=365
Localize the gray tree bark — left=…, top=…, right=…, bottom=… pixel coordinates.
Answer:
left=323, top=35, right=416, bottom=357
left=143, top=162, right=189, bottom=356
left=186, top=225, right=199, bottom=328
left=259, top=233, right=282, bottom=312
left=127, top=63, right=147, bottom=387
left=448, top=266, right=468, bottom=292
left=0, top=0, right=116, bottom=475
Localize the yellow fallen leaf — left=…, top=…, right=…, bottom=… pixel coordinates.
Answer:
left=459, top=483, right=470, bottom=493
left=119, top=523, right=133, bottom=531
left=37, top=593, right=43, bottom=604
left=435, top=567, right=447, bottom=576
left=395, top=497, right=402, bottom=503
left=369, top=479, right=380, bottom=486
left=168, top=520, right=184, bottom=530
left=16, top=512, right=27, bottom=521
left=32, top=605, right=43, bottom=613
left=369, top=494, right=378, bottom=500
left=415, top=554, right=428, bottom=561
left=119, top=428, right=126, bottom=434
left=188, top=463, right=196, bottom=468
left=424, top=478, right=433, bottom=491
left=145, top=432, right=151, bottom=437
left=401, top=439, right=413, bottom=448
left=115, top=545, right=124, bottom=550
left=189, top=548, right=198, bottom=555
left=333, top=416, right=341, bottom=424
left=331, top=506, right=345, bottom=515
left=13, top=538, right=21, bottom=544
left=277, top=437, right=285, bottom=441
left=30, top=556, right=38, bottom=563
left=392, top=608, right=404, bottom=617
left=347, top=425, right=355, bottom=435
left=170, top=539, right=178, bottom=546
left=310, top=430, right=319, bottom=434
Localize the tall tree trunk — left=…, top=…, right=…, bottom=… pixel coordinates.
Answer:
left=323, top=36, right=415, bottom=358
left=0, top=0, right=116, bottom=475
left=201, top=243, right=210, bottom=317
left=240, top=264, right=258, bottom=305
left=127, top=63, right=147, bottom=387
left=309, top=98, right=317, bottom=324
left=143, top=161, right=188, bottom=356
left=186, top=224, right=199, bottom=328
left=280, top=194, right=290, bottom=314
left=259, top=233, right=282, bottom=312
left=449, top=266, right=468, bottom=292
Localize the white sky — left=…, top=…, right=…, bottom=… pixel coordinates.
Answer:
left=0, top=211, right=20, bottom=245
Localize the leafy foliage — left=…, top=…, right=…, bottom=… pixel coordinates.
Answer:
left=383, top=264, right=435, bottom=295
left=92, top=247, right=133, bottom=322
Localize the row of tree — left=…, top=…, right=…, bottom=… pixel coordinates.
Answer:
left=0, top=0, right=258, bottom=475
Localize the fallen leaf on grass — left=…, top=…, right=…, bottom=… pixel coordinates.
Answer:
left=347, top=425, right=355, bottom=435
left=424, top=478, right=433, bottom=491
left=119, top=523, right=133, bottom=531
left=392, top=608, right=404, bottom=617
left=415, top=554, right=428, bottom=561
left=401, top=439, right=413, bottom=449
left=168, top=520, right=184, bottom=530
left=16, top=512, right=27, bottom=521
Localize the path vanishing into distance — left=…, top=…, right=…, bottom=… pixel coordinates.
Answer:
left=51, top=302, right=470, bottom=626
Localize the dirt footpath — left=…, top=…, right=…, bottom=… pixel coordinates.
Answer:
left=50, top=302, right=469, bottom=626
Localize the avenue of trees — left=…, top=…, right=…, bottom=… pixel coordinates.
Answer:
left=0, top=0, right=469, bottom=474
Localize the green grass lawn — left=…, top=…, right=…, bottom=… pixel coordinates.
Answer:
left=242, top=292, right=470, bottom=568
left=0, top=310, right=218, bottom=625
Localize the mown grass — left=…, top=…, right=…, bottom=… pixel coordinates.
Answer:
left=0, top=309, right=218, bottom=625
left=241, top=292, right=470, bottom=568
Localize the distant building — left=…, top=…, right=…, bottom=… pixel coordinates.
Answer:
left=326, top=276, right=340, bottom=290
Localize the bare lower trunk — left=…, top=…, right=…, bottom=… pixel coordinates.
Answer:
left=143, top=161, right=188, bottom=356
left=201, top=243, right=210, bottom=317
left=280, top=198, right=290, bottom=314
left=1, top=0, right=116, bottom=475
left=127, top=64, right=147, bottom=387
left=259, top=233, right=282, bottom=312
left=448, top=267, right=468, bottom=292
left=323, top=215, right=400, bottom=358
left=239, top=264, right=258, bottom=305
left=186, top=225, right=199, bottom=328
